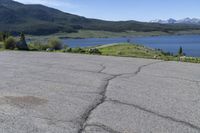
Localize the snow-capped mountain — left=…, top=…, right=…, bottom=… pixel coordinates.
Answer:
left=150, top=18, right=200, bottom=24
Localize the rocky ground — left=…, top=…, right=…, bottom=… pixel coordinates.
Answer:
left=0, top=51, right=200, bottom=133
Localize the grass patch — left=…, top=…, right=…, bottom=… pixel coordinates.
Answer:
left=97, top=43, right=171, bottom=59
left=96, top=43, right=200, bottom=63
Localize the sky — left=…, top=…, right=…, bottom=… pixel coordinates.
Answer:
left=14, top=0, right=200, bottom=22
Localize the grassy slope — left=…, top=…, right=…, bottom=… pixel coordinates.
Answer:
left=96, top=43, right=172, bottom=59
left=92, top=43, right=200, bottom=63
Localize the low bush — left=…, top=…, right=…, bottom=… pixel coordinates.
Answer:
left=4, top=37, right=16, bottom=50
left=67, top=48, right=72, bottom=52
left=28, top=41, right=49, bottom=51
left=72, top=48, right=86, bottom=53
left=88, top=48, right=101, bottom=55
left=46, top=48, right=54, bottom=52
left=0, top=42, right=4, bottom=49
left=48, top=37, right=63, bottom=50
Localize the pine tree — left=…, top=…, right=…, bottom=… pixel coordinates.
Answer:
left=20, top=33, right=25, bottom=41
left=16, top=32, right=28, bottom=50
left=178, top=46, right=183, bottom=56
left=3, top=33, right=7, bottom=41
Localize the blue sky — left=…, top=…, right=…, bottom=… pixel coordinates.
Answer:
left=14, top=0, right=200, bottom=21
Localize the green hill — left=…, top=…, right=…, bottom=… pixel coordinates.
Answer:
left=1, top=0, right=200, bottom=35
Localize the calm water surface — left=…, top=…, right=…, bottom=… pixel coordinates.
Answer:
left=62, top=35, right=200, bottom=57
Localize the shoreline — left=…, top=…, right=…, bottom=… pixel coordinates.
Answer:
left=58, top=31, right=200, bottom=39
left=59, top=33, right=200, bottom=40
left=26, top=30, right=200, bottom=40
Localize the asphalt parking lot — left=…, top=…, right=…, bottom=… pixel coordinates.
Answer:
left=0, top=51, right=200, bottom=133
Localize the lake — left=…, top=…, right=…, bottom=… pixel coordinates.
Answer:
left=62, top=35, right=200, bottom=57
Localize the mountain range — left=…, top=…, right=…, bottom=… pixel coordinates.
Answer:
left=150, top=18, right=200, bottom=24
left=1, top=0, right=200, bottom=35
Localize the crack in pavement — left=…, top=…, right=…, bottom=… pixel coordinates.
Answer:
left=77, top=74, right=118, bottom=133
left=107, top=99, right=200, bottom=131
left=115, top=61, right=164, bottom=79
left=78, top=61, right=163, bottom=133
left=85, top=123, right=121, bottom=133
left=97, top=64, right=107, bottom=73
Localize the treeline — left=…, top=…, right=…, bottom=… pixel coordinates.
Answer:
left=81, top=20, right=200, bottom=33
left=3, top=21, right=200, bottom=35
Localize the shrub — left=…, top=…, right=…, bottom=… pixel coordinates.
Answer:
left=88, top=48, right=101, bottom=55
left=46, top=48, right=54, bottom=52
left=0, top=32, right=10, bottom=42
left=48, top=37, right=63, bottom=50
left=4, top=37, right=16, bottom=50
left=67, top=48, right=72, bottom=52
left=0, top=42, right=4, bottom=49
left=28, top=41, right=49, bottom=51
left=60, top=45, right=69, bottom=53
left=116, top=51, right=122, bottom=55
left=72, top=48, right=86, bottom=53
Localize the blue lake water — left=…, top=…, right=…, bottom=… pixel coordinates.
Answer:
left=62, top=35, right=200, bottom=57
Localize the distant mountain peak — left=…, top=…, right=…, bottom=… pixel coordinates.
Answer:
left=150, top=18, right=200, bottom=24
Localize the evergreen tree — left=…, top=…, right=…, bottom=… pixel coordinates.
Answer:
left=178, top=46, right=183, bottom=56
left=16, top=32, right=28, bottom=50
left=0, top=32, right=3, bottom=41
left=20, top=33, right=25, bottom=41
left=3, top=33, right=8, bottom=42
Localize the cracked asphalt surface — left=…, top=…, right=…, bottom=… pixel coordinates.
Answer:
left=0, top=51, right=200, bottom=133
